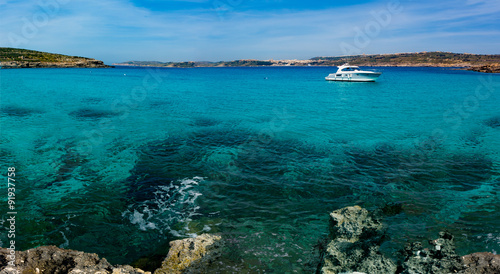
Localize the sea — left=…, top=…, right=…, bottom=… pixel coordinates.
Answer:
left=1, top=66, right=499, bottom=272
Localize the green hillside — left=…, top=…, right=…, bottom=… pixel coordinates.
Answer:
left=0, top=47, right=91, bottom=62
left=0, top=48, right=111, bottom=68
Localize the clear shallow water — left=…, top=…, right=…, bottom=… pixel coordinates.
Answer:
left=1, top=66, right=499, bottom=271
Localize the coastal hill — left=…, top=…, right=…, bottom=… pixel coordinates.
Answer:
left=1, top=48, right=498, bottom=71
left=0, top=47, right=112, bottom=68
left=114, top=51, right=500, bottom=70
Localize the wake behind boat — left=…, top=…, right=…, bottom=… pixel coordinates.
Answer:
left=325, top=63, right=382, bottom=82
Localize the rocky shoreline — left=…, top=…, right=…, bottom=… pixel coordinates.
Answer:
left=466, top=64, right=500, bottom=73
left=1, top=206, right=499, bottom=273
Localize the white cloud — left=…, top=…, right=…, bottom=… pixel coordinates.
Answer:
left=0, top=0, right=498, bottom=62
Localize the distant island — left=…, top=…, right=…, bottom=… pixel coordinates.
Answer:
left=0, top=48, right=112, bottom=68
left=114, top=52, right=500, bottom=72
left=1, top=48, right=498, bottom=72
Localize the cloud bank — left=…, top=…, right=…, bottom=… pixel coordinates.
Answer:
left=0, top=0, right=498, bottom=63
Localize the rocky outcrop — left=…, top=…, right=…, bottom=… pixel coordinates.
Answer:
left=461, top=252, right=500, bottom=274
left=400, top=233, right=500, bottom=274
left=0, top=60, right=112, bottom=68
left=467, top=64, right=500, bottom=73
left=320, top=206, right=500, bottom=274
left=320, top=206, right=397, bottom=274
left=0, top=234, right=224, bottom=274
left=400, top=231, right=464, bottom=274
left=0, top=246, right=149, bottom=274
left=1, top=211, right=498, bottom=273
left=154, top=233, right=225, bottom=274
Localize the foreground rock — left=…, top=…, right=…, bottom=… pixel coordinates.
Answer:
left=320, top=206, right=397, bottom=274
left=319, top=206, right=500, bottom=274
left=400, top=231, right=463, bottom=273
left=154, top=233, right=225, bottom=274
left=0, top=234, right=223, bottom=274
left=0, top=246, right=149, bottom=274
left=460, top=252, right=500, bottom=274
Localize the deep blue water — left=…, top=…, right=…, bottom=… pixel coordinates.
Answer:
left=1, top=66, right=499, bottom=271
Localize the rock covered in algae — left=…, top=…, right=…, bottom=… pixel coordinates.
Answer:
left=0, top=245, right=149, bottom=274
left=320, top=206, right=397, bottom=274
left=154, top=233, right=224, bottom=274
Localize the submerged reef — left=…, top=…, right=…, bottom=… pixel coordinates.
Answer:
left=484, top=115, right=500, bottom=128
left=68, top=107, right=122, bottom=120
left=0, top=105, right=44, bottom=117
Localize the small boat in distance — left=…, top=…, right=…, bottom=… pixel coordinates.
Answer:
left=325, top=63, right=382, bottom=82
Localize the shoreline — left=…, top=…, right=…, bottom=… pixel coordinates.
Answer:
left=112, top=63, right=472, bottom=68
left=1, top=206, right=498, bottom=273
left=112, top=63, right=500, bottom=73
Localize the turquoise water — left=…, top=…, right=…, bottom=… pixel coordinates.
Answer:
left=1, top=66, right=499, bottom=271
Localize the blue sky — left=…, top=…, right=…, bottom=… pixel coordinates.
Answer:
left=0, top=0, right=499, bottom=63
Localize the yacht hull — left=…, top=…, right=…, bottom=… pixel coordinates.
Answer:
left=325, top=72, right=381, bottom=82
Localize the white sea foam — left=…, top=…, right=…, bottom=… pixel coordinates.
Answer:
left=123, top=177, right=204, bottom=236
left=59, top=231, right=69, bottom=249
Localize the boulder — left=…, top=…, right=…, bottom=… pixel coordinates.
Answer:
left=0, top=246, right=149, bottom=274
left=400, top=231, right=463, bottom=274
left=320, top=206, right=397, bottom=274
left=155, top=233, right=224, bottom=274
left=460, top=252, right=500, bottom=274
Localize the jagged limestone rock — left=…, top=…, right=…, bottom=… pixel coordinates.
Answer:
left=0, top=246, right=149, bottom=274
left=460, top=252, right=500, bottom=274
left=154, top=233, right=224, bottom=274
left=321, top=206, right=397, bottom=274
left=400, top=231, right=464, bottom=274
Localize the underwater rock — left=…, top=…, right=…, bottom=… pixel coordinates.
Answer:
left=484, top=116, right=500, bottom=128
left=191, top=117, right=221, bottom=127
left=0, top=246, right=149, bottom=273
left=320, top=206, right=397, bottom=274
left=400, top=231, right=464, bottom=274
left=69, top=107, right=120, bottom=120
left=0, top=105, right=44, bottom=117
left=460, top=252, right=500, bottom=274
left=154, top=234, right=224, bottom=274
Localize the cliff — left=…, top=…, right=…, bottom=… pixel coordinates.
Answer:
left=0, top=48, right=112, bottom=68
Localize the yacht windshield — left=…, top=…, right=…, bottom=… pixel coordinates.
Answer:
left=341, top=67, right=360, bottom=71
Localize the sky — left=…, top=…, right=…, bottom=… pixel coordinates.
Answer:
left=0, top=0, right=499, bottom=63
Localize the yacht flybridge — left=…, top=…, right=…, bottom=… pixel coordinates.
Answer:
left=325, top=63, right=382, bottom=82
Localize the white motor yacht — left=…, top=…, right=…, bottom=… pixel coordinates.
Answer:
left=325, top=63, right=381, bottom=82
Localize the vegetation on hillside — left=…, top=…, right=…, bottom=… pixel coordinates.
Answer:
left=117, top=52, right=500, bottom=68
left=310, top=52, right=500, bottom=66
left=0, top=47, right=92, bottom=63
